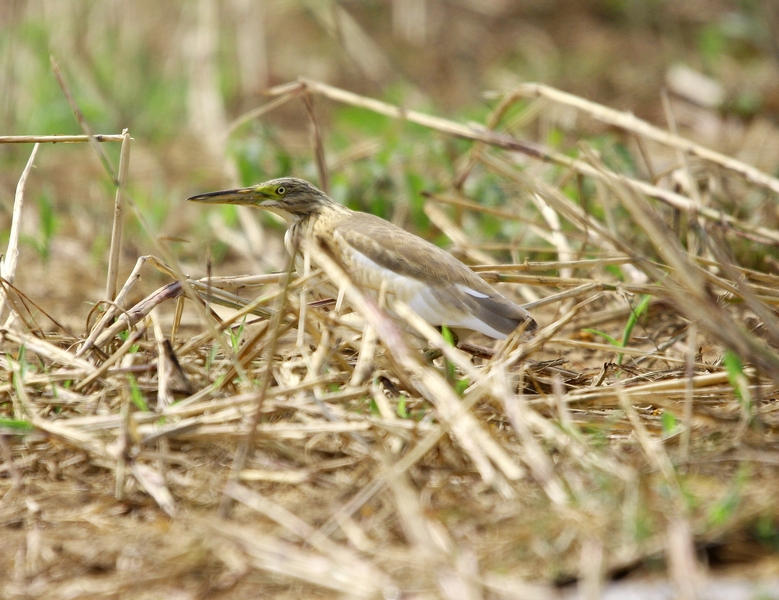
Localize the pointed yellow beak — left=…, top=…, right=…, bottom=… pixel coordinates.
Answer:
left=187, top=187, right=265, bottom=206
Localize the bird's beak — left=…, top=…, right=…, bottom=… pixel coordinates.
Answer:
left=187, top=187, right=267, bottom=206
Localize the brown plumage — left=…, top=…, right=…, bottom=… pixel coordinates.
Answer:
left=188, top=177, right=536, bottom=339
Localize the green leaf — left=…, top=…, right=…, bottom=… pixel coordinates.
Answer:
left=229, top=317, right=247, bottom=351
left=368, top=399, right=380, bottom=416
left=441, top=325, right=456, bottom=347
left=584, top=294, right=651, bottom=365
left=584, top=328, right=620, bottom=346
left=0, top=418, right=34, bottom=432
left=723, top=349, right=751, bottom=407
left=618, top=294, right=651, bottom=364
left=396, top=394, right=409, bottom=418
left=622, top=295, right=651, bottom=346
left=661, top=411, right=678, bottom=436
left=127, top=374, right=149, bottom=412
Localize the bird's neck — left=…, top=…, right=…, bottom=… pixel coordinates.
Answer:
left=285, top=203, right=349, bottom=253
left=285, top=212, right=320, bottom=254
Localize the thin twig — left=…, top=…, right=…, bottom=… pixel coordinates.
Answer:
left=0, top=134, right=126, bottom=144
left=105, top=129, right=132, bottom=301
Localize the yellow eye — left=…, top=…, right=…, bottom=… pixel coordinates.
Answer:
left=276, top=186, right=286, bottom=195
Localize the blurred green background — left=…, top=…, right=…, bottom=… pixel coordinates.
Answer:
left=1, top=0, right=778, bottom=325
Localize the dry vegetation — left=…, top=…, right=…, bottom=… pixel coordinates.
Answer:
left=3, top=2, right=779, bottom=599
left=3, top=79, right=779, bottom=599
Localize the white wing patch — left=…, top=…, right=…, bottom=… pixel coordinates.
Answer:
left=457, top=284, right=489, bottom=299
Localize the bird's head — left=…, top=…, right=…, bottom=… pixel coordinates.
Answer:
left=187, top=177, right=332, bottom=222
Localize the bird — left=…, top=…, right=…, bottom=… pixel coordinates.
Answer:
left=188, top=177, right=536, bottom=340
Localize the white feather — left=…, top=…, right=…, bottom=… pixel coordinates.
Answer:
left=457, top=284, right=489, bottom=299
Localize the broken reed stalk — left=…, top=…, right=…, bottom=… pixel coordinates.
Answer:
left=0, top=144, right=39, bottom=325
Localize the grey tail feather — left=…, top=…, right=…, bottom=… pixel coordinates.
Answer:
left=470, top=295, right=537, bottom=337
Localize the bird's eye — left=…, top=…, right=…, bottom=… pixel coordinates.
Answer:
left=276, top=186, right=286, bottom=195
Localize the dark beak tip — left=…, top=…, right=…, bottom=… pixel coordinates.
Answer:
left=186, top=193, right=211, bottom=202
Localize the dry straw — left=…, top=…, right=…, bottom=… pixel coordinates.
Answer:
left=2, top=76, right=779, bottom=597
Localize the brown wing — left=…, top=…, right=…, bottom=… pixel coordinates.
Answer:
left=333, top=212, right=536, bottom=337
left=332, top=213, right=489, bottom=287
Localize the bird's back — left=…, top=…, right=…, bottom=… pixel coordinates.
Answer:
left=328, top=212, right=535, bottom=339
